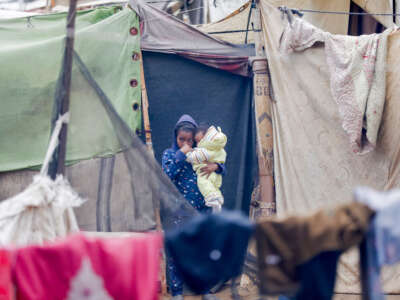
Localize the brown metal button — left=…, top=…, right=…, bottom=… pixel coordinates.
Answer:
left=130, top=79, right=138, bottom=87
left=132, top=102, right=140, bottom=111
left=132, top=52, right=140, bottom=61
left=130, top=27, right=138, bottom=35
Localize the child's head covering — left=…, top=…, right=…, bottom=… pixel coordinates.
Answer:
left=172, top=114, right=198, bottom=150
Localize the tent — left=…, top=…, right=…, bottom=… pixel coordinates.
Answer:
left=2, top=0, right=400, bottom=297
left=198, top=0, right=400, bottom=46
left=260, top=0, right=400, bottom=295
left=197, top=1, right=255, bottom=45
left=0, top=0, right=257, bottom=232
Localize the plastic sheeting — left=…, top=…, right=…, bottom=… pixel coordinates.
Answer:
left=208, top=0, right=248, bottom=23
left=1, top=6, right=199, bottom=234
left=397, top=0, right=400, bottom=26
left=67, top=50, right=198, bottom=233
left=264, top=0, right=351, bottom=34
left=129, top=0, right=254, bottom=76
left=143, top=51, right=257, bottom=214
left=198, top=2, right=255, bottom=45
left=261, top=1, right=400, bottom=294
left=353, top=0, right=394, bottom=29
left=0, top=7, right=141, bottom=172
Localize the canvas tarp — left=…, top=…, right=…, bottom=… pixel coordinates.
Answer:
left=397, top=0, right=400, bottom=26
left=129, top=0, right=253, bottom=76
left=197, top=1, right=255, bottom=45
left=0, top=10, right=38, bottom=19
left=142, top=51, right=257, bottom=214
left=353, top=0, right=394, bottom=29
left=260, top=1, right=400, bottom=294
left=208, top=0, right=248, bottom=23
left=198, top=0, right=352, bottom=45
left=0, top=7, right=141, bottom=172
left=264, top=0, right=351, bottom=34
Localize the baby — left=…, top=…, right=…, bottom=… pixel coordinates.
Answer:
left=186, top=123, right=227, bottom=212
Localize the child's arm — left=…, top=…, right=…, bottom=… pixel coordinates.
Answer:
left=162, top=149, right=186, bottom=180
left=186, top=147, right=210, bottom=164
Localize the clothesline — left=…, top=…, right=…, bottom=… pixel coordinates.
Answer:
left=139, top=5, right=205, bottom=23
left=207, top=28, right=261, bottom=35
left=283, top=6, right=400, bottom=17
left=146, top=0, right=177, bottom=3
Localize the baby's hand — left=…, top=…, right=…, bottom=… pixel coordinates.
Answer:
left=180, top=144, right=193, bottom=154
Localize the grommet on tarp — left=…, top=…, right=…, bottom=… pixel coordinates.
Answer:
left=132, top=52, right=140, bottom=61
left=129, top=27, right=138, bottom=35
left=130, top=79, right=138, bottom=87
left=26, top=16, right=34, bottom=28
left=132, top=102, right=140, bottom=111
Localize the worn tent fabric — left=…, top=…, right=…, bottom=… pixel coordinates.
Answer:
left=0, top=10, right=38, bottom=19
left=0, top=7, right=141, bottom=172
left=142, top=51, right=256, bottom=214
left=352, top=0, right=394, bottom=29
left=280, top=17, right=391, bottom=155
left=129, top=0, right=253, bottom=76
left=397, top=0, right=400, bottom=26
left=197, top=2, right=255, bottom=45
left=348, top=2, right=386, bottom=36
left=260, top=1, right=400, bottom=294
left=0, top=2, right=253, bottom=232
left=263, top=0, right=351, bottom=35
left=1, top=7, right=200, bottom=233
left=208, top=0, right=248, bottom=23
left=65, top=49, right=198, bottom=233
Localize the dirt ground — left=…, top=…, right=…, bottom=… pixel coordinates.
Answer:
left=161, top=288, right=400, bottom=300
left=160, top=284, right=272, bottom=300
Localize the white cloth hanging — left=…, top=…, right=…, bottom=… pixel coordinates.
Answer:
left=0, top=113, right=85, bottom=246
left=280, top=16, right=393, bottom=155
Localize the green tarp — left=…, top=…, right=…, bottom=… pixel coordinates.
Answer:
left=0, top=7, right=141, bottom=171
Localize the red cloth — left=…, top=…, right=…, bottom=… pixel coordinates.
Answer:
left=0, top=250, right=13, bottom=300
left=13, top=233, right=162, bottom=300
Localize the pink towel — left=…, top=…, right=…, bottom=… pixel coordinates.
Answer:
left=13, top=233, right=162, bottom=300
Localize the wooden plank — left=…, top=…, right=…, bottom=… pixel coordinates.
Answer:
left=250, top=0, right=275, bottom=220
left=139, top=52, right=154, bottom=156
left=139, top=52, right=167, bottom=296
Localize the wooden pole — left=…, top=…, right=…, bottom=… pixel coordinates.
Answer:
left=56, top=0, right=77, bottom=175
left=139, top=52, right=167, bottom=296
left=48, top=0, right=77, bottom=179
left=250, top=0, right=275, bottom=219
left=241, top=0, right=275, bottom=289
left=139, top=54, right=154, bottom=156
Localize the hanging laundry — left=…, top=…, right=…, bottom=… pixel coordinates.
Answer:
left=13, top=233, right=162, bottom=300
left=0, top=250, right=13, bottom=300
left=280, top=16, right=393, bottom=155
left=357, top=188, right=400, bottom=300
left=278, top=251, right=342, bottom=300
left=255, top=202, right=374, bottom=295
left=165, top=210, right=254, bottom=294
left=0, top=113, right=84, bottom=247
left=0, top=174, right=84, bottom=246
left=354, top=186, right=400, bottom=211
